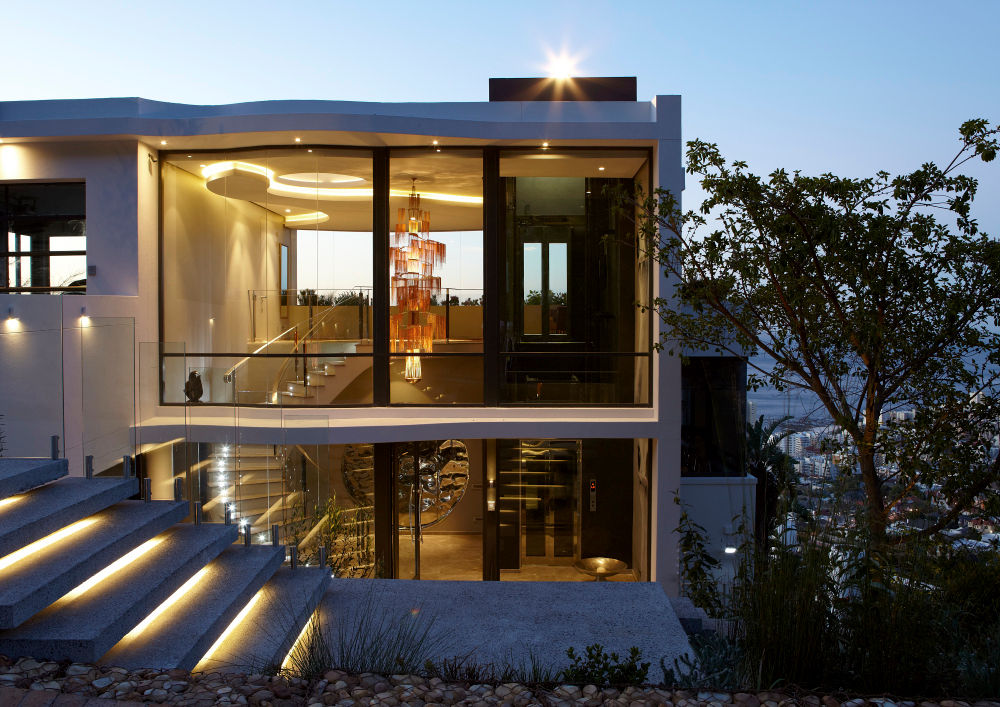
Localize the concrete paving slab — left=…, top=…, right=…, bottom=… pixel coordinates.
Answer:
left=320, top=579, right=691, bottom=684
left=0, top=522, right=239, bottom=662
left=0, top=459, right=67, bottom=499
left=0, top=477, right=139, bottom=558
left=195, top=566, right=331, bottom=674
left=0, top=500, right=187, bottom=629
left=99, top=544, right=285, bottom=671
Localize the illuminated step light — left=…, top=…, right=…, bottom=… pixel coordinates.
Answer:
left=193, top=588, right=263, bottom=672
left=61, top=537, right=163, bottom=602
left=0, top=495, right=24, bottom=510
left=280, top=609, right=318, bottom=672
left=0, top=518, right=97, bottom=573
left=122, top=566, right=208, bottom=639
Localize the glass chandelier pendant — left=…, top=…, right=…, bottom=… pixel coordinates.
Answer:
left=390, top=180, right=445, bottom=384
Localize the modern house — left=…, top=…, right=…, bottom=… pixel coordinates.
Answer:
left=0, top=77, right=754, bottom=594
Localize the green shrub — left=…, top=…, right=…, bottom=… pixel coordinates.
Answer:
left=561, top=644, right=649, bottom=686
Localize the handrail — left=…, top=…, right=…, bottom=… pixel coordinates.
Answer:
left=267, top=306, right=342, bottom=399
left=222, top=321, right=303, bottom=383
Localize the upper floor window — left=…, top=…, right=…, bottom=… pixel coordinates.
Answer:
left=1, top=183, right=86, bottom=294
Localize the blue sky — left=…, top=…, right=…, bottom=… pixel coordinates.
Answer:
left=4, top=0, right=998, bottom=235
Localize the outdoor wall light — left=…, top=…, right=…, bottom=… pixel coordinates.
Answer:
left=724, top=546, right=738, bottom=555
left=4, top=307, right=20, bottom=331
left=80, top=306, right=90, bottom=327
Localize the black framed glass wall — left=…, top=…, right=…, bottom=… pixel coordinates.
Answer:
left=1, top=183, right=86, bottom=294
left=497, top=150, right=652, bottom=405
left=159, top=144, right=651, bottom=408
left=387, top=150, right=483, bottom=405
left=161, top=148, right=374, bottom=406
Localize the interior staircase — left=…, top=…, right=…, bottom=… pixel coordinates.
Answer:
left=0, top=457, right=330, bottom=672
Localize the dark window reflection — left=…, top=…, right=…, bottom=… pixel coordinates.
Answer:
left=681, top=357, right=747, bottom=477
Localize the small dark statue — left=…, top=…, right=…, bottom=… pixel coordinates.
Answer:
left=184, top=371, right=203, bottom=403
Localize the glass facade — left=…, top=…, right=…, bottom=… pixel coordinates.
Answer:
left=159, top=146, right=652, bottom=407
left=141, top=436, right=647, bottom=582
left=681, top=357, right=748, bottom=477
left=1, top=183, right=86, bottom=293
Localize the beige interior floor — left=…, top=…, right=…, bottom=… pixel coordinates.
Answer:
left=396, top=533, right=635, bottom=582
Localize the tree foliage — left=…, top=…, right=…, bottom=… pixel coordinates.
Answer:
left=625, top=120, right=1000, bottom=544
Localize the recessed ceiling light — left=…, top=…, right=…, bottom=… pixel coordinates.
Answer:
left=160, top=140, right=167, bottom=145
left=542, top=142, right=549, bottom=148
left=200, top=164, right=206, bottom=168
left=285, top=209, right=291, bottom=213
left=187, top=155, right=192, bottom=158
left=307, top=149, right=313, bottom=153
left=598, top=166, right=605, bottom=171
left=294, top=137, right=301, bottom=143
left=432, top=140, right=439, bottom=145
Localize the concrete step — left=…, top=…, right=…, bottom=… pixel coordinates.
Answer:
left=0, top=500, right=187, bottom=629
left=0, top=523, right=238, bottom=662
left=194, top=567, right=331, bottom=674
left=0, top=459, right=68, bottom=499
left=0, top=477, right=138, bottom=559
left=98, top=544, right=286, bottom=671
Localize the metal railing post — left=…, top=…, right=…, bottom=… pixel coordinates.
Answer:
left=224, top=507, right=232, bottom=525
left=174, top=477, right=183, bottom=501
left=143, top=478, right=151, bottom=503
left=243, top=525, right=251, bottom=547
left=85, top=455, right=93, bottom=479
left=194, top=503, right=202, bottom=525
left=290, top=545, right=298, bottom=570
left=122, top=456, right=131, bottom=477
left=271, top=524, right=279, bottom=547
left=50, top=436, right=59, bottom=459
left=318, top=545, right=327, bottom=571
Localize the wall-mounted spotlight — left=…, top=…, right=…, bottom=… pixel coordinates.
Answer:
left=5, top=307, right=20, bottom=331
left=80, top=306, right=91, bottom=328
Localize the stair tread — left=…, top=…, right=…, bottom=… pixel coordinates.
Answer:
left=194, top=566, right=330, bottom=673
left=99, top=544, right=286, bottom=670
left=0, top=523, right=238, bottom=662
left=0, top=459, right=68, bottom=499
left=0, top=500, right=188, bottom=629
left=0, top=477, right=138, bottom=558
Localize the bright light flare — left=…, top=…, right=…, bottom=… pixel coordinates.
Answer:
left=0, top=496, right=24, bottom=510
left=544, top=49, right=581, bottom=80
left=0, top=518, right=97, bottom=573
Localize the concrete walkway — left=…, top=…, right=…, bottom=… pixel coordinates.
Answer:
left=321, top=579, right=691, bottom=684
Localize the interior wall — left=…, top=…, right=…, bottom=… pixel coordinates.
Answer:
left=162, top=162, right=286, bottom=356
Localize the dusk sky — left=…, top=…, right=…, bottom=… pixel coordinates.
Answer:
left=4, top=0, right=998, bottom=236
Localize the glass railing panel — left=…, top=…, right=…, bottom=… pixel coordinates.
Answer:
left=79, top=316, right=135, bottom=476
left=249, top=288, right=373, bottom=346
left=499, top=353, right=651, bottom=405
left=277, top=353, right=374, bottom=407
left=389, top=354, right=484, bottom=405
left=0, top=322, right=64, bottom=458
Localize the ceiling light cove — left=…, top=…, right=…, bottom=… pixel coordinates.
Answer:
left=201, top=161, right=482, bottom=205
left=283, top=211, right=329, bottom=226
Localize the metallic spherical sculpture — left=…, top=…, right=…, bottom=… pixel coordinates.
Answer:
left=341, top=440, right=469, bottom=530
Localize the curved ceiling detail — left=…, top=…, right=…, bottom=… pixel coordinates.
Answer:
left=200, top=160, right=483, bottom=231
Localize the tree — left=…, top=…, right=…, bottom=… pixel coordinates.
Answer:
left=625, top=120, right=1000, bottom=546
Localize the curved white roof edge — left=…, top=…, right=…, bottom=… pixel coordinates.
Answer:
left=0, top=96, right=680, bottom=141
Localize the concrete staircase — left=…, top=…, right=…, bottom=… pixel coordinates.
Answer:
left=0, top=457, right=330, bottom=672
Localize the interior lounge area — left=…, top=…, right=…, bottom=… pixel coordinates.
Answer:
left=159, top=146, right=652, bottom=408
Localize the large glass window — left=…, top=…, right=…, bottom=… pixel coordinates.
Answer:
left=1, top=183, right=86, bottom=293
left=388, top=150, right=483, bottom=405
left=498, top=150, right=651, bottom=405
left=161, top=148, right=374, bottom=406
left=681, top=357, right=747, bottom=477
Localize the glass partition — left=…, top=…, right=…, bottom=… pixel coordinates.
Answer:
left=79, top=316, right=135, bottom=475
left=388, top=150, right=483, bottom=405
left=0, top=319, right=64, bottom=457
left=498, top=149, right=652, bottom=405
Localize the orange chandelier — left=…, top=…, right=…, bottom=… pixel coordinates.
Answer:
left=390, top=181, right=446, bottom=383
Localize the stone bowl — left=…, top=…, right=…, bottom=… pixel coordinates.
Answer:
left=573, top=557, right=629, bottom=581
